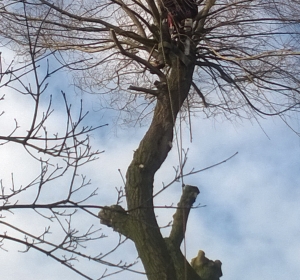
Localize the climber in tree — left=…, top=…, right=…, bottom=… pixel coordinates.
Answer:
left=162, top=0, right=199, bottom=30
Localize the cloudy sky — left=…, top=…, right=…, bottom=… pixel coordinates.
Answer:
left=1, top=46, right=300, bottom=280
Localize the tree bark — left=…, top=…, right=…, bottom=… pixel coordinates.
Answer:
left=123, top=54, right=196, bottom=279
left=97, top=45, right=214, bottom=279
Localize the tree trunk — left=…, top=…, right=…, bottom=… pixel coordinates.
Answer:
left=98, top=41, right=222, bottom=280
left=97, top=42, right=221, bottom=279
left=124, top=55, right=196, bottom=279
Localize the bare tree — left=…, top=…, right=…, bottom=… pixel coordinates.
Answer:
left=1, top=0, right=300, bottom=279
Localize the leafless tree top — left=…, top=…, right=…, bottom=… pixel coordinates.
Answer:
left=1, top=0, right=300, bottom=125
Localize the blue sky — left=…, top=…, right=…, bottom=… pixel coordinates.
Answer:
left=1, top=47, right=300, bottom=280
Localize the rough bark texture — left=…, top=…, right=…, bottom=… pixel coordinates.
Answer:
left=169, top=185, right=200, bottom=247
left=123, top=55, right=196, bottom=280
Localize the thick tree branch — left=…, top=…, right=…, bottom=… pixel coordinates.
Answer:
left=143, top=0, right=160, bottom=25
left=195, top=0, right=217, bottom=33
left=169, top=185, right=200, bottom=248
left=128, top=85, right=159, bottom=96
left=110, top=29, right=165, bottom=78
left=98, top=205, right=133, bottom=240
left=111, top=0, right=147, bottom=38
